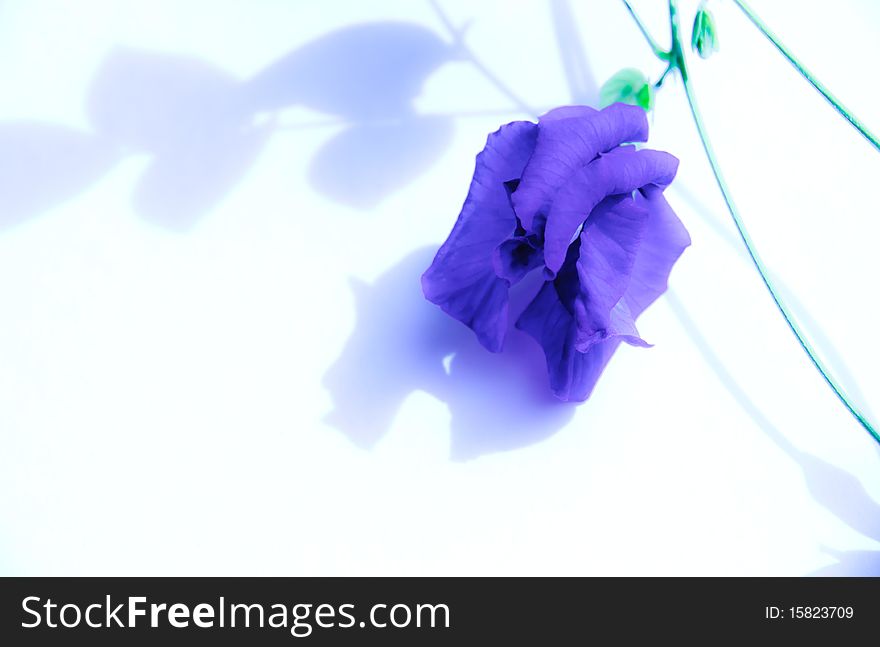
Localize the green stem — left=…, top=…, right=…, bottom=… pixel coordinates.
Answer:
left=621, top=0, right=671, bottom=60
left=732, top=0, right=880, bottom=153
left=654, top=62, right=674, bottom=88
left=664, top=0, right=879, bottom=444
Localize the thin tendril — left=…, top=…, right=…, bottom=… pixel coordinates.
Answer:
left=679, top=68, right=880, bottom=445
left=658, top=0, right=879, bottom=445
left=731, top=0, right=880, bottom=153
left=623, top=0, right=880, bottom=443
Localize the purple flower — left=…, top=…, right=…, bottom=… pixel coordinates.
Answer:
left=422, top=103, right=690, bottom=401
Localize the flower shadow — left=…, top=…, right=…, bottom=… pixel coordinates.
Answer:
left=0, top=21, right=455, bottom=231
left=322, top=246, right=577, bottom=461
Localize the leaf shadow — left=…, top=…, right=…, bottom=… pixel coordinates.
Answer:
left=306, top=115, right=454, bottom=210
left=1, top=21, right=456, bottom=231
left=85, top=47, right=273, bottom=231
left=0, top=122, right=121, bottom=231
left=798, top=447, right=880, bottom=575
left=245, top=21, right=457, bottom=209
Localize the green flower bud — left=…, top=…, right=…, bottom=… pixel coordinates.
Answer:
left=691, top=5, right=719, bottom=59
left=599, top=68, right=654, bottom=112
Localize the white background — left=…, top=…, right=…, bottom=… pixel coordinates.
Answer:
left=1, top=0, right=878, bottom=575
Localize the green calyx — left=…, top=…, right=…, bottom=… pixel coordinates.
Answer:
left=599, top=68, right=655, bottom=111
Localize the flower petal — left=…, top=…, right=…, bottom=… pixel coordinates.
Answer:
left=543, top=146, right=679, bottom=275
left=421, top=120, right=538, bottom=352
left=492, top=234, right=545, bottom=285
left=606, top=298, right=652, bottom=348
left=516, top=189, right=688, bottom=402
left=621, top=187, right=691, bottom=316
left=513, top=103, right=649, bottom=230
left=572, top=195, right=650, bottom=352
left=515, top=242, right=622, bottom=402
